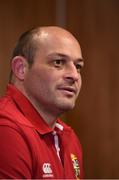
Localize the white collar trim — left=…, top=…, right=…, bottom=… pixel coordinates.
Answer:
left=55, top=123, right=63, bottom=131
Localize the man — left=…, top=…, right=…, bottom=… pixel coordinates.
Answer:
left=0, top=26, right=84, bottom=179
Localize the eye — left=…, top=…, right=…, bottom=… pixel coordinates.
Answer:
left=75, top=63, right=82, bottom=72
left=53, top=59, right=65, bottom=68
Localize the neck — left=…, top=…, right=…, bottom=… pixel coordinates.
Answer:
left=27, top=94, right=59, bottom=128
left=36, top=109, right=57, bottom=128
left=31, top=102, right=59, bottom=128
left=14, top=83, right=61, bottom=128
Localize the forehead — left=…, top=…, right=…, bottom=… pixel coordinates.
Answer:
left=35, top=30, right=82, bottom=59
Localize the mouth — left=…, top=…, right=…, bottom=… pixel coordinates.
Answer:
left=58, top=86, right=77, bottom=96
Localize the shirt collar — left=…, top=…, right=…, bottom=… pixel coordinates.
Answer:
left=6, top=84, right=60, bottom=135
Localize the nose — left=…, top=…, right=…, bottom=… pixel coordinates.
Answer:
left=64, top=63, right=80, bottom=83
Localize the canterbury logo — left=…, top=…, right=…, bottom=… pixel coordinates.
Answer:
left=42, top=163, right=52, bottom=174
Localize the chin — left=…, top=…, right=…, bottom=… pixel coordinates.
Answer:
left=55, top=98, right=76, bottom=112
left=58, top=103, right=75, bottom=112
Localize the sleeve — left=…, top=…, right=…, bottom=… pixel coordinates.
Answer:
left=0, top=125, right=32, bottom=179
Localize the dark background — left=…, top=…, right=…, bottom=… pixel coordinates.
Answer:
left=0, top=0, right=119, bottom=178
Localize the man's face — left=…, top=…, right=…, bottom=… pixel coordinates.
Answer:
left=23, top=30, right=84, bottom=115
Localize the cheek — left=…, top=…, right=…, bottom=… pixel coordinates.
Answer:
left=36, top=67, right=59, bottom=83
left=79, top=77, right=82, bottom=88
left=38, top=72, right=55, bottom=85
left=24, top=66, right=60, bottom=94
left=77, top=76, right=82, bottom=92
left=34, top=70, right=57, bottom=92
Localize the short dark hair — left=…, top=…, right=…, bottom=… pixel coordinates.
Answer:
left=12, top=27, right=40, bottom=65
left=10, top=27, right=41, bottom=82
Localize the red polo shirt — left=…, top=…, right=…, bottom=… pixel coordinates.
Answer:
left=0, top=84, right=83, bottom=179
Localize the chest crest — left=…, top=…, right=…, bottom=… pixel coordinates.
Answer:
left=71, top=153, right=80, bottom=179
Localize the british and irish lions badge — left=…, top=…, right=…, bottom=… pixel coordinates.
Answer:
left=71, top=153, right=80, bottom=179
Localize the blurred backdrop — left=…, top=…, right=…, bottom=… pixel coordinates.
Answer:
left=0, top=0, right=119, bottom=178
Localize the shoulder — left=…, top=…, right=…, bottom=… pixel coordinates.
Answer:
left=57, top=118, right=81, bottom=144
left=0, top=93, right=34, bottom=128
left=57, top=118, right=75, bottom=134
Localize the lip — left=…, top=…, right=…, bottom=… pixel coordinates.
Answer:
left=58, top=86, right=77, bottom=95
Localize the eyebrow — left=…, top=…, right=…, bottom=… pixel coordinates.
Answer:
left=47, top=53, right=84, bottom=62
left=56, top=53, right=84, bottom=67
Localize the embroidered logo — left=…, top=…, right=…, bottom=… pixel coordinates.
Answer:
left=71, top=153, right=80, bottom=179
left=42, top=163, right=54, bottom=178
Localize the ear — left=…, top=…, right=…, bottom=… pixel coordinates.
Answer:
left=11, top=56, right=28, bottom=80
